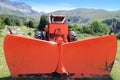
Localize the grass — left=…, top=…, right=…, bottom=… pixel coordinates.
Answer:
left=0, top=26, right=35, bottom=78
left=0, top=36, right=10, bottom=78
left=110, top=40, right=120, bottom=80
left=0, top=33, right=120, bottom=80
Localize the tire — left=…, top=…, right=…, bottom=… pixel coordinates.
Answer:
left=34, top=30, right=44, bottom=40
left=68, top=31, right=78, bottom=42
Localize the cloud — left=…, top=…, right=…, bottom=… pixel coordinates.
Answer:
left=32, top=6, right=73, bottom=13
left=10, top=0, right=75, bottom=13
left=32, top=2, right=74, bottom=13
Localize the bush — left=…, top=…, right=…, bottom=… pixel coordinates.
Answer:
left=81, top=20, right=109, bottom=36
left=117, top=33, right=120, bottom=39
left=0, top=23, right=5, bottom=29
left=68, top=24, right=83, bottom=34
left=0, top=30, right=4, bottom=37
left=0, top=31, right=2, bottom=37
left=4, top=17, right=11, bottom=26
left=27, top=32, right=32, bottom=36
left=89, top=20, right=109, bottom=35
left=69, top=20, right=110, bottom=36
left=27, top=20, right=34, bottom=28
left=82, top=25, right=94, bottom=35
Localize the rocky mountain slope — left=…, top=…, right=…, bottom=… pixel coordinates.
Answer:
left=1, top=0, right=120, bottom=24
left=48, top=8, right=120, bottom=23
left=0, top=0, right=39, bottom=15
left=0, top=0, right=40, bottom=21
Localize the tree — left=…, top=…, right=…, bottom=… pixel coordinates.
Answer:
left=117, top=33, right=120, bottom=39
left=37, top=15, right=48, bottom=30
left=90, top=20, right=109, bottom=35
left=0, top=22, right=5, bottom=29
left=24, top=21, right=28, bottom=26
left=82, top=25, right=94, bottom=34
left=103, top=18, right=120, bottom=34
left=27, top=20, right=34, bottom=28
left=4, top=17, right=11, bottom=26
left=10, top=19, right=15, bottom=26
left=0, top=17, right=5, bottom=37
left=14, top=19, right=21, bottom=26
left=68, top=24, right=83, bottom=33
left=0, top=17, right=5, bottom=29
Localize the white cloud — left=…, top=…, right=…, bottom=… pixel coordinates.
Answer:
left=10, top=0, right=74, bottom=13
left=32, top=3, right=74, bottom=13
left=32, top=6, right=73, bottom=13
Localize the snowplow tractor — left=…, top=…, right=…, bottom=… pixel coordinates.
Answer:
left=4, top=15, right=117, bottom=79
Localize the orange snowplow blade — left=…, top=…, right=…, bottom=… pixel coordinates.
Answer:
left=62, top=35, right=117, bottom=78
left=4, top=35, right=59, bottom=77
left=4, top=34, right=117, bottom=78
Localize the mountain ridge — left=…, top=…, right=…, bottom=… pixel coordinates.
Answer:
left=49, top=8, right=120, bottom=18
left=0, top=0, right=39, bottom=15
left=47, top=8, right=120, bottom=23
left=1, top=0, right=120, bottom=23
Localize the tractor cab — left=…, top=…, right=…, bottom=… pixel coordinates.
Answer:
left=49, top=15, right=66, bottom=24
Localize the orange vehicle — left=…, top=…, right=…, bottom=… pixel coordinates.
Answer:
left=4, top=15, right=117, bottom=79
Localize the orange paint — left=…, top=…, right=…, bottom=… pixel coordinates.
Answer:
left=49, top=24, right=68, bottom=35
left=4, top=35, right=59, bottom=77
left=62, top=35, right=117, bottom=78
left=4, top=34, right=117, bottom=78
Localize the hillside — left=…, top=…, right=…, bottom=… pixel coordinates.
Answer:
left=50, top=8, right=120, bottom=18
left=1, top=0, right=120, bottom=24
left=0, top=0, right=40, bottom=21
left=48, top=8, right=120, bottom=23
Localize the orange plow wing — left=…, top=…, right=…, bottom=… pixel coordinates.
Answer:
left=4, top=35, right=117, bottom=78
left=4, top=35, right=59, bottom=77
left=62, top=35, right=117, bottom=78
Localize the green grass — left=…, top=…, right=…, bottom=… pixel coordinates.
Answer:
left=0, top=35, right=120, bottom=80
left=0, top=26, right=35, bottom=78
left=0, top=37, right=10, bottom=78
left=110, top=40, right=120, bottom=80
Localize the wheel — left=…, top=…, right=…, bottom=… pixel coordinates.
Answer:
left=68, top=31, right=78, bottom=42
left=34, top=30, right=46, bottom=40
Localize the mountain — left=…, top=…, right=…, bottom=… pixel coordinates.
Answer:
left=0, top=0, right=39, bottom=15
left=48, top=8, right=120, bottom=23
left=0, top=0, right=40, bottom=21
left=1, top=0, right=120, bottom=24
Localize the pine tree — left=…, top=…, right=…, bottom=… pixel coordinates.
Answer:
left=37, top=15, right=48, bottom=30
left=4, top=17, right=11, bottom=26
left=27, top=20, right=34, bottom=28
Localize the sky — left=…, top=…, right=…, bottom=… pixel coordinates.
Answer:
left=11, top=0, right=120, bottom=13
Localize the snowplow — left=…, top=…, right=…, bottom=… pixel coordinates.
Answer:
left=4, top=15, right=117, bottom=79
